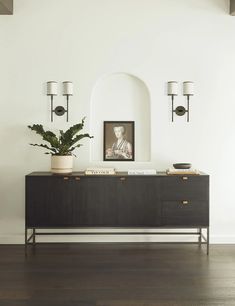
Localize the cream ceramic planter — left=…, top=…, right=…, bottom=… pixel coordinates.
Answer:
left=51, top=155, right=73, bottom=174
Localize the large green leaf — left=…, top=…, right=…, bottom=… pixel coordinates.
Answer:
left=28, top=125, right=60, bottom=149
left=71, top=133, right=93, bottom=147
left=28, top=117, right=93, bottom=156
left=29, top=143, right=58, bottom=154
left=62, top=117, right=85, bottom=142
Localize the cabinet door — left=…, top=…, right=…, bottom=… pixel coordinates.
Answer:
left=117, top=177, right=160, bottom=227
left=73, top=177, right=118, bottom=226
left=26, top=176, right=118, bottom=228
left=26, top=176, right=79, bottom=227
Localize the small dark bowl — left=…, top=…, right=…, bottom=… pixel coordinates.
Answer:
left=173, top=163, right=192, bottom=170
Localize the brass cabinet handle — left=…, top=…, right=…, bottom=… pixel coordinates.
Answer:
left=120, top=177, right=126, bottom=181
left=182, top=176, right=188, bottom=181
left=75, top=177, right=81, bottom=181
left=63, top=177, right=69, bottom=180
left=182, top=200, right=189, bottom=205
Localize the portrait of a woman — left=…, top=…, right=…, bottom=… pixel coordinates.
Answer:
left=104, top=121, right=135, bottom=161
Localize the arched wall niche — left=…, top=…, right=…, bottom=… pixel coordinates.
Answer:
left=90, top=72, right=151, bottom=162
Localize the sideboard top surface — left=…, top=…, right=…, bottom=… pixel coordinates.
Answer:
left=26, top=171, right=208, bottom=177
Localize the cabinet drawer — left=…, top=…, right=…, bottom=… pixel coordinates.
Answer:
left=161, top=176, right=209, bottom=200
left=162, top=200, right=209, bottom=226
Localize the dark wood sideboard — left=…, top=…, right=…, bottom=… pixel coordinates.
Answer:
left=25, top=172, right=210, bottom=254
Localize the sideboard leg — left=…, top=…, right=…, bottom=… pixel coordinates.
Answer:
left=207, top=227, right=210, bottom=255
left=33, top=228, right=36, bottom=246
left=25, top=227, right=28, bottom=257
left=198, top=227, right=202, bottom=246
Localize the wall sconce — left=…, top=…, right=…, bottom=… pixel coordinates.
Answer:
left=167, top=81, right=194, bottom=122
left=47, top=81, right=73, bottom=122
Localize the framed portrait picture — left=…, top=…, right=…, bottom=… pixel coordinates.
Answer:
left=103, top=121, right=135, bottom=161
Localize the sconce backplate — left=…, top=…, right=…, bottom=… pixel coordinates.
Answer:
left=175, top=106, right=186, bottom=116
left=54, top=106, right=66, bottom=116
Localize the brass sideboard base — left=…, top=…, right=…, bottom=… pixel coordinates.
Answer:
left=25, top=227, right=209, bottom=256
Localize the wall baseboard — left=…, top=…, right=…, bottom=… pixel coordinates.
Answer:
left=210, top=236, right=235, bottom=244
left=0, top=235, right=24, bottom=244
left=1, top=234, right=235, bottom=245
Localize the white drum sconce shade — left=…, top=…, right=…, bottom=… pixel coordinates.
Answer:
left=167, top=81, right=178, bottom=96
left=63, top=81, right=74, bottom=96
left=47, top=81, right=58, bottom=96
left=183, top=81, right=194, bottom=96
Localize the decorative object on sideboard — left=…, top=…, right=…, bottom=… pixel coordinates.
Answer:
left=47, top=81, right=73, bottom=122
left=173, top=163, right=192, bottom=169
left=167, top=166, right=199, bottom=175
left=85, top=168, right=116, bottom=175
left=128, top=169, right=157, bottom=175
left=104, top=121, right=135, bottom=161
left=168, top=81, right=194, bottom=122
left=28, top=117, right=93, bottom=174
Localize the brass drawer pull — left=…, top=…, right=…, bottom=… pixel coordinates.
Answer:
left=63, top=177, right=69, bottom=180
left=120, top=177, right=126, bottom=181
left=75, top=177, right=81, bottom=181
left=182, top=176, right=188, bottom=181
left=182, top=200, right=189, bottom=205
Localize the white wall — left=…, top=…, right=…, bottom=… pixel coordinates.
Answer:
left=0, top=0, right=234, bottom=244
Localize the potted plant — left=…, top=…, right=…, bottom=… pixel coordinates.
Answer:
left=28, top=117, right=93, bottom=174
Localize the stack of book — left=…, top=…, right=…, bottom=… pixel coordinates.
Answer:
left=128, top=169, right=157, bottom=175
left=167, top=168, right=200, bottom=175
left=85, top=168, right=116, bottom=175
